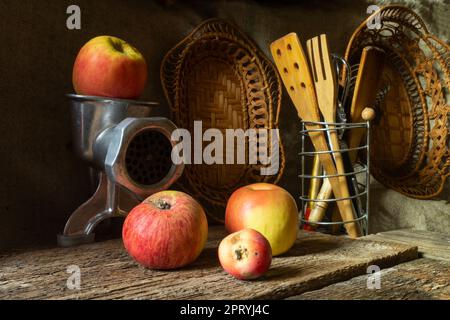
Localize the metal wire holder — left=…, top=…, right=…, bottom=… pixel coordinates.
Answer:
left=299, top=120, right=370, bottom=235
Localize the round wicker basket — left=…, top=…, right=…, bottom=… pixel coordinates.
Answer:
left=345, top=5, right=449, bottom=199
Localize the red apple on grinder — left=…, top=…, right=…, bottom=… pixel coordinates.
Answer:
left=122, top=190, right=208, bottom=270
left=218, top=228, right=272, bottom=280
left=73, top=36, right=147, bottom=99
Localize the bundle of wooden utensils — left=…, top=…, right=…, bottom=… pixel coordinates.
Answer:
left=270, top=33, right=386, bottom=238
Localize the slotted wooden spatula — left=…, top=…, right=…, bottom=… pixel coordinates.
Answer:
left=270, top=33, right=361, bottom=238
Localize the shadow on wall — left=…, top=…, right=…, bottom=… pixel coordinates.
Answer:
left=0, top=0, right=371, bottom=250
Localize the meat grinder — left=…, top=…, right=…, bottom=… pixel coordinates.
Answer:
left=57, top=94, right=184, bottom=247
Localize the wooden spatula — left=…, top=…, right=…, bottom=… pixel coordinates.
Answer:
left=347, top=46, right=386, bottom=162
left=270, top=33, right=361, bottom=238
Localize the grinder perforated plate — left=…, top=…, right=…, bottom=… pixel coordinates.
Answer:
left=125, top=130, right=173, bottom=186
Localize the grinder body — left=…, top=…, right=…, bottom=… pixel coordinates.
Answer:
left=57, top=94, right=183, bottom=247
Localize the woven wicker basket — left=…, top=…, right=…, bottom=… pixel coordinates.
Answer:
left=345, top=5, right=449, bottom=199
left=161, top=19, right=285, bottom=221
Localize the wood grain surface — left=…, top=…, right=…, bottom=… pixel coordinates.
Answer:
left=288, top=228, right=450, bottom=300
left=0, top=227, right=418, bottom=300
left=369, top=229, right=450, bottom=261
left=288, top=258, right=450, bottom=300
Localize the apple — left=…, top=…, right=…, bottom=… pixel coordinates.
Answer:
left=122, top=190, right=208, bottom=269
left=225, top=183, right=298, bottom=256
left=72, top=36, right=147, bottom=99
left=218, top=228, right=272, bottom=280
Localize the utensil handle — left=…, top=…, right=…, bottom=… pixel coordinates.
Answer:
left=328, top=124, right=353, bottom=202
left=308, top=178, right=332, bottom=224
left=307, top=154, right=322, bottom=209
left=347, top=107, right=377, bottom=162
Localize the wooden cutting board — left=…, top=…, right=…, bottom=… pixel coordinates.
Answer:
left=0, top=227, right=417, bottom=300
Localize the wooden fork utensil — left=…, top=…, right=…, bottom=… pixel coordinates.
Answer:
left=308, top=46, right=386, bottom=232
left=306, top=34, right=361, bottom=237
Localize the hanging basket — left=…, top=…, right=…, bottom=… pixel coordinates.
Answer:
left=161, top=19, right=285, bottom=221
left=345, top=5, right=450, bottom=199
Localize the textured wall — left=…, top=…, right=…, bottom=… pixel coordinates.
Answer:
left=0, top=0, right=447, bottom=250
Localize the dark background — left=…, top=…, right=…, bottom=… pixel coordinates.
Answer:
left=2, top=0, right=446, bottom=250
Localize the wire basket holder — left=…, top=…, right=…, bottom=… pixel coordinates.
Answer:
left=299, top=120, right=370, bottom=236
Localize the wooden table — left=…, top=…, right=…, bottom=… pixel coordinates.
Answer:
left=0, top=227, right=448, bottom=300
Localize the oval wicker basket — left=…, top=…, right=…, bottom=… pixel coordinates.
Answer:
left=161, top=19, right=285, bottom=221
left=345, top=5, right=449, bottom=199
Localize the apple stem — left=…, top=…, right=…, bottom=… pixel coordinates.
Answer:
left=154, top=199, right=171, bottom=210
left=109, top=38, right=124, bottom=53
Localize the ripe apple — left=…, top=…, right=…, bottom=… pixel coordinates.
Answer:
left=122, top=190, right=208, bottom=269
left=218, top=228, right=272, bottom=280
left=72, top=36, right=147, bottom=99
left=225, top=183, right=298, bottom=256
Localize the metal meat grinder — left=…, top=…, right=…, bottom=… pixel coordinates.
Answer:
left=57, top=94, right=184, bottom=247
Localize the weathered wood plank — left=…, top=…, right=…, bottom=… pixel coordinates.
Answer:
left=0, top=227, right=417, bottom=300
left=287, top=258, right=450, bottom=300
left=368, top=229, right=450, bottom=261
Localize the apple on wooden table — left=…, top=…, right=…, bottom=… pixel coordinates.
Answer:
left=218, top=228, right=272, bottom=280
left=122, top=190, right=208, bottom=270
left=225, top=183, right=299, bottom=256
left=72, top=36, right=147, bottom=99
